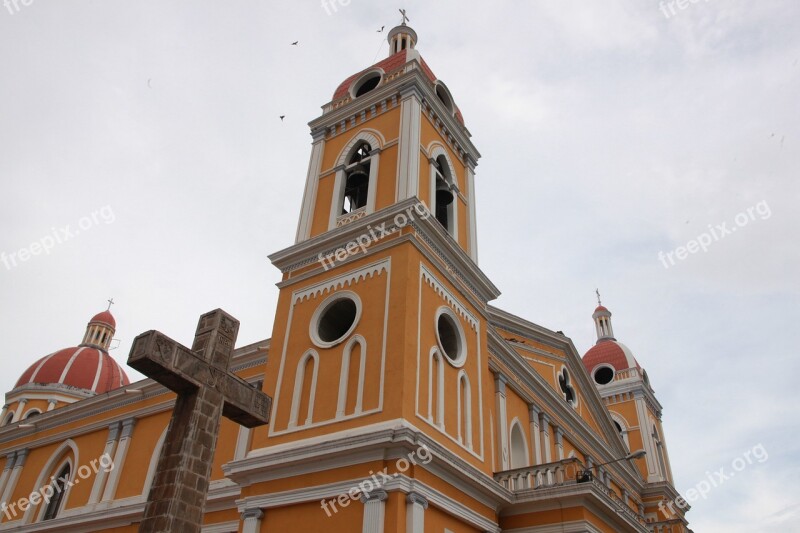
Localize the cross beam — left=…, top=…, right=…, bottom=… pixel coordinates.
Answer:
left=128, top=309, right=271, bottom=532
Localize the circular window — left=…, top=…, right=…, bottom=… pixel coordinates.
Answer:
left=593, top=365, right=615, bottom=385
left=435, top=308, right=466, bottom=367
left=310, top=292, right=362, bottom=348
left=352, top=70, right=383, bottom=98
left=434, top=81, right=455, bottom=113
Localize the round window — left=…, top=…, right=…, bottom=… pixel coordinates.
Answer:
left=310, top=292, right=362, bottom=348
left=593, top=365, right=615, bottom=385
left=352, top=71, right=383, bottom=98
left=435, top=308, right=466, bottom=367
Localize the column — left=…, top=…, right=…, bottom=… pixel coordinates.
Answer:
left=11, top=400, right=27, bottom=423
left=554, top=426, right=564, bottom=460
left=0, top=450, right=27, bottom=506
left=396, top=86, right=422, bottom=201
left=405, top=492, right=428, bottom=533
left=101, top=418, right=136, bottom=501
left=360, top=490, right=388, bottom=533
left=0, top=405, right=8, bottom=425
left=241, top=509, right=264, bottom=533
left=46, top=399, right=58, bottom=412
left=89, top=422, right=121, bottom=504
left=494, top=374, right=509, bottom=470
left=528, top=404, right=542, bottom=465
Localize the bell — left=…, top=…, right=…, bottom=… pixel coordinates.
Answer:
left=436, top=180, right=454, bottom=206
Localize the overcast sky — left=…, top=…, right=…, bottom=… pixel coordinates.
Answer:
left=1, top=1, right=798, bottom=530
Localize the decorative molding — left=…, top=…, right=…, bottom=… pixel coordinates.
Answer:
left=421, top=265, right=478, bottom=331
left=292, top=259, right=389, bottom=304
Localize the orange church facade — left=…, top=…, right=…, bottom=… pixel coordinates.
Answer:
left=0, top=23, right=690, bottom=533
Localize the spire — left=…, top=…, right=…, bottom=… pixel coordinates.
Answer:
left=592, top=291, right=615, bottom=343
left=387, top=10, right=417, bottom=56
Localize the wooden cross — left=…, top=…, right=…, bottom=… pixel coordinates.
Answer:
left=107, top=297, right=115, bottom=311
left=128, top=309, right=271, bottom=532
left=399, top=8, right=410, bottom=25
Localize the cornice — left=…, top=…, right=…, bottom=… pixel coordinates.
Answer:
left=268, top=198, right=500, bottom=304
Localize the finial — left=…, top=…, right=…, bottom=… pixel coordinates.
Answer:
left=595, top=289, right=602, bottom=307
left=107, top=297, right=115, bottom=311
left=399, top=8, right=410, bottom=25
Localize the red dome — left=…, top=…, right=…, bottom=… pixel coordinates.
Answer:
left=15, top=346, right=130, bottom=394
left=90, top=310, right=116, bottom=329
left=582, top=339, right=640, bottom=374
left=594, top=305, right=609, bottom=313
left=333, top=49, right=465, bottom=125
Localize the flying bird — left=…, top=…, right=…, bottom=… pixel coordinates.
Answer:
left=377, top=26, right=385, bottom=32
left=147, top=78, right=152, bottom=89
left=280, top=115, right=285, bottom=121
left=291, top=41, right=299, bottom=46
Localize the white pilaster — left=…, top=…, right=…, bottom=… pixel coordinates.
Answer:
left=495, top=374, right=509, bottom=470
left=465, top=157, right=478, bottom=262
left=0, top=405, right=8, bottom=425
left=405, top=492, right=428, bottom=533
left=46, top=399, right=58, bottom=412
left=361, top=490, right=388, bottom=533
left=241, top=508, right=264, bottom=533
left=396, top=87, right=422, bottom=201
left=554, top=426, right=564, bottom=460
left=234, top=426, right=253, bottom=461
left=0, top=450, right=27, bottom=506
left=296, top=129, right=327, bottom=242
left=528, top=404, right=542, bottom=465
left=0, top=451, right=16, bottom=502
left=539, top=413, right=552, bottom=462
left=89, top=422, right=121, bottom=504
left=12, top=399, right=28, bottom=423
left=101, top=418, right=136, bottom=501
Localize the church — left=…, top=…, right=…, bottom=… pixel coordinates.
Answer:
left=0, top=22, right=691, bottom=533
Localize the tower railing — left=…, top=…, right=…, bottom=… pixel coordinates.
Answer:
left=494, top=457, right=582, bottom=491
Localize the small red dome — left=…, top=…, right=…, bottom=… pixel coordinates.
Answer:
left=582, top=339, right=640, bottom=374
left=332, top=49, right=465, bottom=125
left=90, top=310, right=116, bottom=329
left=594, top=305, right=609, bottom=313
left=15, top=346, right=130, bottom=394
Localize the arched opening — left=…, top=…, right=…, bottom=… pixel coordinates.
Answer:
left=510, top=421, right=529, bottom=469
left=24, top=409, right=42, bottom=420
left=433, top=155, right=455, bottom=234
left=2, top=412, right=14, bottom=426
left=593, top=365, right=615, bottom=385
left=342, top=142, right=373, bottom=214
left=353, top=72, right=381, bottom=98
left=42, top=462, right=72, bottom=521
left=558, top=367, right=578, bottom=408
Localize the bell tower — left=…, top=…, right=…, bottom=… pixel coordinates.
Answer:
left=293, top=22, right=481, bottom=263
left=255, top=21, right=500, bottom=497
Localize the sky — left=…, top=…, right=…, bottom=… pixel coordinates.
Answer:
left=0, top=1, right=798, bottom=530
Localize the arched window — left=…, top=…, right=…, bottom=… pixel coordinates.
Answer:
left=457, top=371, right=473, bottom=449
left=24, top=409, right=42, bottom=420
left=289, top=351, right=319, bottom=428
left=428, top=349, right=444, bottom=428
left=337, top=336, right=366, bottom=418
left=42, top=462, right=72, bottom=521
left=2, top=412, right=14, bottom=426
left=510, top=421, right=529, bottom=469
left=342, top=143, right=373, bottom=214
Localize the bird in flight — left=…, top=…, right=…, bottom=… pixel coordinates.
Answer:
left=147, top=78, right=152, bottom=89
left=377, top=25, right=385, bottom=32
left=291, top=41, right=299, bottom=46
left=280, top=115, right=285, bottom=121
